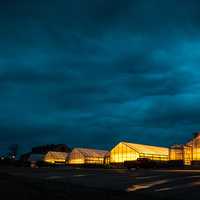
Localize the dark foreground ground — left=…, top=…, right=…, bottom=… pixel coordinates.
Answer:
left=1, top=166, right=200, bottom=200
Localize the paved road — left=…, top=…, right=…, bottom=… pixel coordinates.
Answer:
left=1, top=167, right=200, bottom=199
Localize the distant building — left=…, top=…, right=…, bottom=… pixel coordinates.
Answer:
left=20, top=144, right=70, bottom=163
left=110, top=142, right=169, bottom=164
left=44, top=151, right=68, bottom=164
left=68, top=148, right=108, bottom=165
left=24, top=151, right=69, bottom=167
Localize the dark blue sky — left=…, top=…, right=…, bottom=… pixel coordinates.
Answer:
left=1, top=0, right=200, bottom=152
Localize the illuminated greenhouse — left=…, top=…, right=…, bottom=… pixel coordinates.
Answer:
left=68, top=148, right=108, bottom=165
left=184, top=133, right=200, bottom=165
left=169, top=145, right=184, bottom=161
left=186, top=133, right=200, bottom=161
left=110, top=142, right=169, bottom=164
left=169, top=133, right=200, bottom=165
left=44, top=151, right=68, bottom=164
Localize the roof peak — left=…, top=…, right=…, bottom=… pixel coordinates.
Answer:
left=121, top=141, right=167, bottom=149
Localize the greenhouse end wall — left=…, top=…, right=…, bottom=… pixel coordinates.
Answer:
left=169, top=145, right=184, bottom=161
left=110, top=142, right=139, bottom=164
left=68, top=149, right=85, bottom=164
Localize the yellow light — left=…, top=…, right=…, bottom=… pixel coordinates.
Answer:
left=69, top=158, right=85, bottom=164
left=44, top=151, right=68, bottom=164
left=110, top=142, right=169, bottom=163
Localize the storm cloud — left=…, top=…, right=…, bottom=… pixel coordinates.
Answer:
left=1, top=0, right=200, bottom=152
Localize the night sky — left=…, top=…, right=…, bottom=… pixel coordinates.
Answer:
left=1, top=0, right=200, bottom=153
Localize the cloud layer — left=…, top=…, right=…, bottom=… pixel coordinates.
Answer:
left=1, top=0, right=200, bottom=152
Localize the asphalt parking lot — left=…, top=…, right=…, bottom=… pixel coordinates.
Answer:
left=1, top=167, right=200, bottom=199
